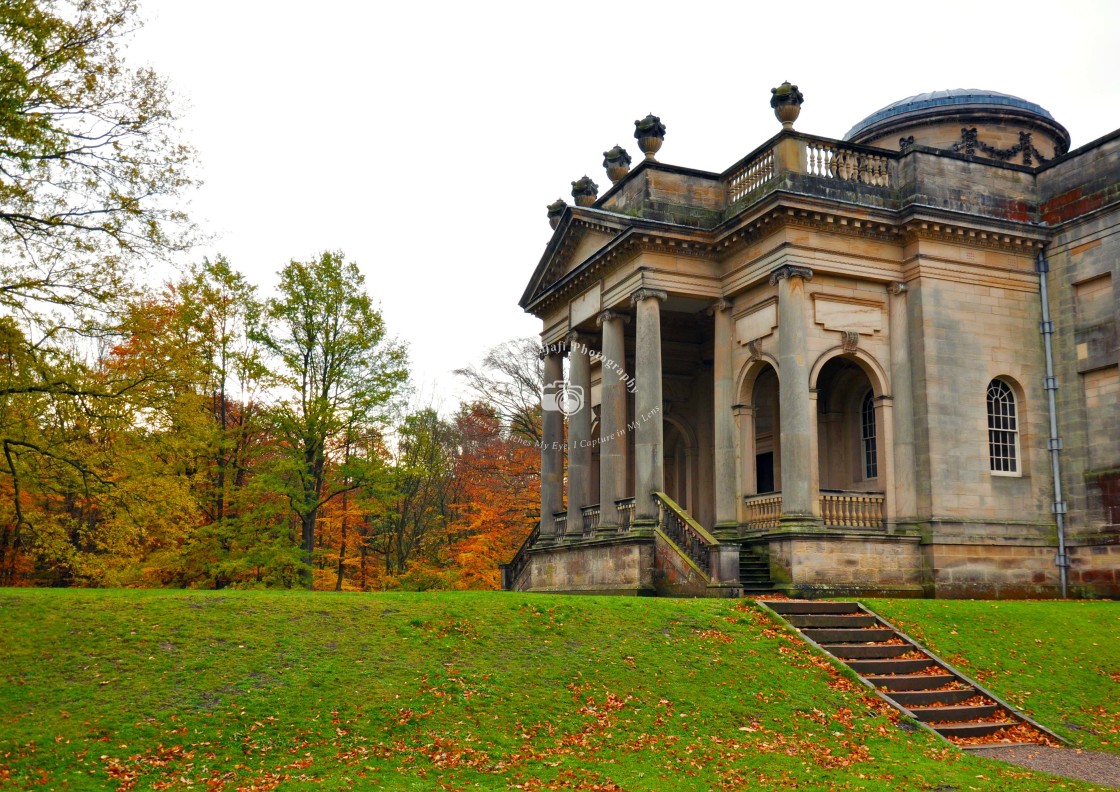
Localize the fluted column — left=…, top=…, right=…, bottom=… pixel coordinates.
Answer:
left=566, top=331, right=593, bottom=531
left=632, top=288, right=667, bottom=528
left=597, top=310, right=629, bottom=534
left=772, top=264, right=816, bottom=519
left=540, top=348, right=565, bottom=541
left=888, top=282, right=916, bottom=520
left=711, top=299, right=738, bottom=535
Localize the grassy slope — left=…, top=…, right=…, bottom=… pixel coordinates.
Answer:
left=864, top=599, right=1120, bottom=754
left=0, top=590, right=1111, bottom=791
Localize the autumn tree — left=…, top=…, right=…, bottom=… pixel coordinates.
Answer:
left=444, top=403, right=538, bottom=589
left=0, top=0, right=195, bottom=580
left=255, top=252, right=408, bottom=586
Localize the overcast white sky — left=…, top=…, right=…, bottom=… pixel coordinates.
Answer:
left=126, top=0, right=1120, bottom=411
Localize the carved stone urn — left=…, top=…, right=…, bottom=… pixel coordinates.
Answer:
left=570, top=176, right=599, bottom=207
left=633, top=114, right=666, bottom=160
left=770, top=81, right=804, bottom=130
left=546, top=198, right=567, bottom=229
left=603, top=145, right=632, bottom=184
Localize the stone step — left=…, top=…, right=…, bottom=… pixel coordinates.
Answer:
left=932, top=721, right=1020, bottom=739
left=910, top=704, right=1004, bottom=723
left=801, top=627, right=895, bottom=643
left=847, top=658, right=942, bottom=676
left=765, top=600, right=862, bottom=615
left=865, top=673, right=960, bottom=691
left=822, top=643, right=915, bottom=660
left=885, top=689, right=981, bottom=708
left=762, top=600, right=1060, bottom=749
left=787, top=614, right=878, bottom=629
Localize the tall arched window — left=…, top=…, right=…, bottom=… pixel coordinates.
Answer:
left=987, top=379, right=1019, bottom=474
left=861, top=390, right=878, bottom=480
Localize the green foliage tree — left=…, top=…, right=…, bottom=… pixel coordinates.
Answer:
left=256, top=251, right=408, bottom=586
left=0, top=0, right=195, bottom=319
left=0, top=0, right=195, bottom=580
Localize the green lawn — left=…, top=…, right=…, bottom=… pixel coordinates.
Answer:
left=0, top=589, right=1114, bottom=790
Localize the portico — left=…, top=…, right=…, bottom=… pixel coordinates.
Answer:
left=505, top=83, right=1119, bottom=599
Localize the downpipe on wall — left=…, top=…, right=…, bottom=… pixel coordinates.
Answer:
left=1036, top=248, right=1069, bottom=598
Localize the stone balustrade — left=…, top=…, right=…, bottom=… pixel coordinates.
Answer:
left=744, top=494, right=783, bottom=530
left=581, top=505, right=600, bottom=536
left=722, top=133, right=895, bottom=206
left=820, top=491, right=886, bottom=529
left=727, top=147, right=775, bottom=203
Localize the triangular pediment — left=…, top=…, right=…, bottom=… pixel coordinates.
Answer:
left=520, top=211, right=627, bottom=312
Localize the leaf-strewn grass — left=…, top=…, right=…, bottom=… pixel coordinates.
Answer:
left=0, top=590, right=1114, bottom=790
left=865, top=599, right=1120, bottom=754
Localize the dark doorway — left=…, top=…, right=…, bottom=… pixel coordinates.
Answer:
left=756, top=452, right=775, bottom=494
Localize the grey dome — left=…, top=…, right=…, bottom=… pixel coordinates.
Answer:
left=844, top=89, right=1060, bottom=142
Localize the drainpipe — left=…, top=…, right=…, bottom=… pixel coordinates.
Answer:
left=1036, top=248, right=1069, bottom=598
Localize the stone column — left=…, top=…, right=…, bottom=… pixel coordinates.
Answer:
left=566, top=331, right=593, bottom=534
left=772, top=264, right=816, bottom=519
left=597, top=310, right=629, bottom=534
left=631, top=288, right=667, bottom=529
left=711, top=299, right=738, bottom=536
left=888, top=282, right=916, bottom=520
left=735, top=403, right=756, bottom=497
left=540, top=348, right=565, bottom=542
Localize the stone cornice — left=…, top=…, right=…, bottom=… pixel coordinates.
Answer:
left=522, top=192, right=1053, bottom=317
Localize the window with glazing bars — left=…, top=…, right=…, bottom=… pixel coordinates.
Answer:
left=987, top=379, right=1019, bottom=473
left=861, top=390, right=877, bottom=479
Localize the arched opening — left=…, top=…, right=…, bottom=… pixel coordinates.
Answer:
left=663, top=416, right=697, bottom=510
left=752, top=365, right=781, bottom=494
left=815, top=357, right=880, bottom=492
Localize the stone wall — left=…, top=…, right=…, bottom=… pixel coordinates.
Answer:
left=526, top=538, right=655, bottom=595
left=769, top=535, right=923, bottom=597
left=651, top=530, right=711, bottom=597
left=1069, top=542, right=1120, bottom=598
left=922, top=540, right=1061, bottom=599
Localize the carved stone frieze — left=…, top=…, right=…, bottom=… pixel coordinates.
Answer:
left=952, top=127, right=1049, bottom=166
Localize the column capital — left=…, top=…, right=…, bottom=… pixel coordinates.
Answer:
left=707, top=298, right=733, bottom=315
left=537, top=343, right=568, bottom=360
left=566, top=330, right=597, bottom=349
left=768, top=264, right=813, bottom=285
left=596, top=309, right=630, bottom=327
left=630, top=287, right=668, bottom=306
left=888, top=281, right=908, bottom=295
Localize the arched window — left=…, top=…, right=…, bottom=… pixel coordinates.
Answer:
left=987, top=379, right=1019, bottom=474
left=861, top=390, right=878, bottom=480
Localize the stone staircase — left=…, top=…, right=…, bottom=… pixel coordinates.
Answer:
left=760, top=599, right=1063, bottom=747
left=738, top=543, right=771, bottom=590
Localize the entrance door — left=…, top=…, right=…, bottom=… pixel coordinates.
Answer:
left=756, top=451, right=775, bottom=494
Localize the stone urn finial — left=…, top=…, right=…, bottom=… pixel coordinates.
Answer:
left=602, top=145, right=632, bottom=184
left=633, top=114, right=666, bottom=160
left=570, top=176, right=599, bottom=207
left=770, top=81, right=804, bottom=130
left=546, top=198, right=567, bottom=230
